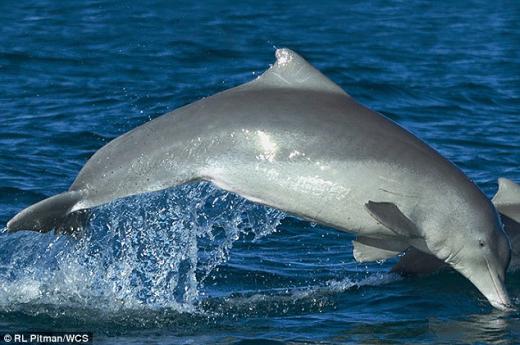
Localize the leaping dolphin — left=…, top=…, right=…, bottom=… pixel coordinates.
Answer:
left=6, top=48, right=513, bottom=310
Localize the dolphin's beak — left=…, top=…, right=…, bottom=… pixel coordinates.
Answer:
left=482, top=279, right=512, bottom=311
left=466, top=259, right=513, bottom=311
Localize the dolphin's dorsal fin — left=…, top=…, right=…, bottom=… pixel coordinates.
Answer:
left=493, top=178, right=520, bottom=223
left=353, top=236, right=409, bottom=262
left=365, top=201, right=420, bottom=239
left=251, top=48, right=347, bottom=95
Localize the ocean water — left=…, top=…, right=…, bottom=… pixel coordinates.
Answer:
left=0, top=1, right=519, bottom=344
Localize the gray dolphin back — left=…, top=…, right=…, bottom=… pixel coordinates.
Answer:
left=4, top=48, right=492, bottom=240
left=7, top=48, right=345, bottom=233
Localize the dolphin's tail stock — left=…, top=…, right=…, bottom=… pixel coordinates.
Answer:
left=6, top=191, right=89, bottom=235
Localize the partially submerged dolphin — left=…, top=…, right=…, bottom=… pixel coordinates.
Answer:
left=7, top=48, right=513, bottom=310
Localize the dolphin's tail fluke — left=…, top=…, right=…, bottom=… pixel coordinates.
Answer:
left=6, top=191, right=88, bottom=234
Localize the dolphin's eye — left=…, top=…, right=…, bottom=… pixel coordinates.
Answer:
left=479, top=240, right=486, bottom=247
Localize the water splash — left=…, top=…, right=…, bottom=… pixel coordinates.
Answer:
left=0, top=182, right=284, bottom=318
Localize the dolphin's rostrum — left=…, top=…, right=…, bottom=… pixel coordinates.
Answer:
left=7, top=48, right=513, bottom=310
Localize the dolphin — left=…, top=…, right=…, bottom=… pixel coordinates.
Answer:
left=6, top=48, right=513, bottom=310
left=393, top=178, right=520, bottom=274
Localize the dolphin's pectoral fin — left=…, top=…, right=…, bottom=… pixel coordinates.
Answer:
left=391, top=247, right=447, bottom=275
left=352, top=236, right=409, bottom=263
left=365, top=201, right=420, bottom=238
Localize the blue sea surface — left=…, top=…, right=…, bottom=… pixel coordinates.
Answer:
left=1, top=1, right=519, bottom=344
